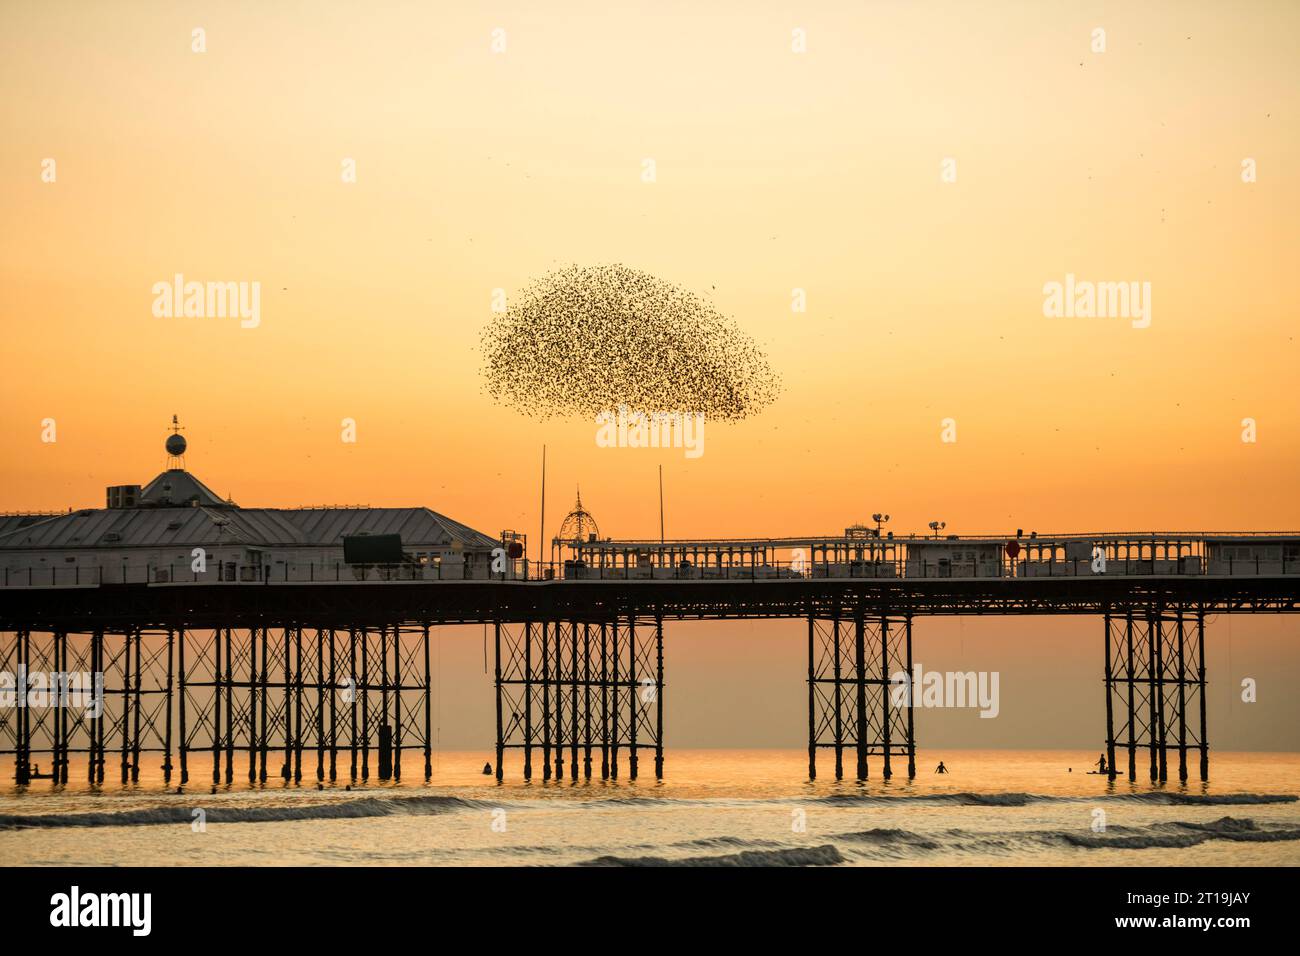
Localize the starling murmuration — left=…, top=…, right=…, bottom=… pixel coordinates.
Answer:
left=480, top=264, right=780, bottom=422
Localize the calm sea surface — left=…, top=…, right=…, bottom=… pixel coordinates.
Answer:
left=2, top=750, right=1298, bottom=866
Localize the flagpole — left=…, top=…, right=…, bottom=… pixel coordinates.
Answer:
left=539, top=445, right=546, bottom=576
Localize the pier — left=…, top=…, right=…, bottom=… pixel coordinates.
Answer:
left=2, top=430, right=1298, bottom=788
left=3, top=538, right=1297, bottom=788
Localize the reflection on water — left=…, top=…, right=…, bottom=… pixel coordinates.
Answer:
left=2, top=750, right=1298, bottom=866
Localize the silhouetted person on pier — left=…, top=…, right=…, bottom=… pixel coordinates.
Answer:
left=934, top=761, right=948, bottom=774
left=1097, top=754, right=1107, bottom=774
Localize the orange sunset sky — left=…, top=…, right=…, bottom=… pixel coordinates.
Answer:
left=1, top=1, right=1297, bottom=750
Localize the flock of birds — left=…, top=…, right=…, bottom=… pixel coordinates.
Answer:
left=480, top=264, right=780, bottom=422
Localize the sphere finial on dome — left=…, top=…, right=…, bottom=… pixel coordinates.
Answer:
left=165, top=414, right=187, bottom=464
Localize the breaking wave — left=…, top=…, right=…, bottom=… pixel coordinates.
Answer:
left=1131, top=792, right=1298, bottom=806
left=829, top=817, right=1300, bottom=859
left=578, top=845, right=845, bottom=867
left=1055, top=817, right=1300, bottom=850
left=837, top=827, right=942, bottom=849
left=0, top=794, right=488, bottom=831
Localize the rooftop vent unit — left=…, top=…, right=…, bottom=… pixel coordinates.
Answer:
left=107, top=485, right=141, bottom=509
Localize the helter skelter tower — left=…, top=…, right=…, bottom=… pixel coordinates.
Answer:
left=492, top=488, right=666, bottom=782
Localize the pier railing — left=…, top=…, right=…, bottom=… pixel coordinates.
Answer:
left=1, top=553, right=1297, bottom=589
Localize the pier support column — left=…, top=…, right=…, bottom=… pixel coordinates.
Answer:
left=880, top=617, right=893, bottom=780
left=1149, top=608, right=1167, bottom=782
left=853, top=610, right=867, bottom=781
left=131, top=628, right=144, bottom=783
left=492, top=620, right=548, bottom=782
left=1158, top=606, right=1207, bottom=783
left=542, top=620, right=552, bottom=780
left=209, top=628, right=221, bottom=786
left=260, top=627, right=271, bottom=783
left=1103, top=612, right=1117, bottom=779
left=904, top=615, right=916, bottom=779
left=523, top=622, right=533, bottom=781
left=1109, top=609, right=1142, bottom=781
left=51, top=631, right=64, bottom=785
left=832, top=611, right=843, bottom=780
left=806, top=614, right=816, bottom=781
left=224, top=627, right=235, bottom=785
left=600, top=622, right=610, bottom=780
left=626, top=616, right=638, bottom=781
left=177, top=629, right=188, bottom=785
left=377, top=626, right=390, bottom=781
left=247, top=629, right=258, bottom=784
left=808, top=609, right=913, bottom=782
left=348, top=629, right=358, bottom=782
left=583, top=623, right=593, bottom=780
left=1125, top=612, right=1137, bottom=780
left=609, top=620, right=619, bottom=779
left=491, top=615, right=663, bottom=781
left=1104, top=606, right=1207, bottom=782
left=0, top=631, right=132, bottom=787
left=421, top=625, right=431, bottom=782
left=94, top=630, right=106, bottom=784
left=359, top=627, right=369, bottom=782
left=0, top=624, right=429, bottom=792
left=653, top=614, right=664, bottom=781
left=123, top=628, right=135, bottom=784
left=1197, top=611, right=1209, bottom=781
left=293, top=627, right=304, bottom=784
left=493, top=621, right=504, bottom=781
left=570, top=618, right=579, bottom=780
left=316, top=629, right=326, bottom=782
left=1175, top=611, right=1187, bottom=782
left=15, top=630, right=30, bottom=785
left=554, top=621, right=566, bottom=780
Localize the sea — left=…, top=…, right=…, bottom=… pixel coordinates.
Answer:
left=2, top=750, right=1298, bottom=867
